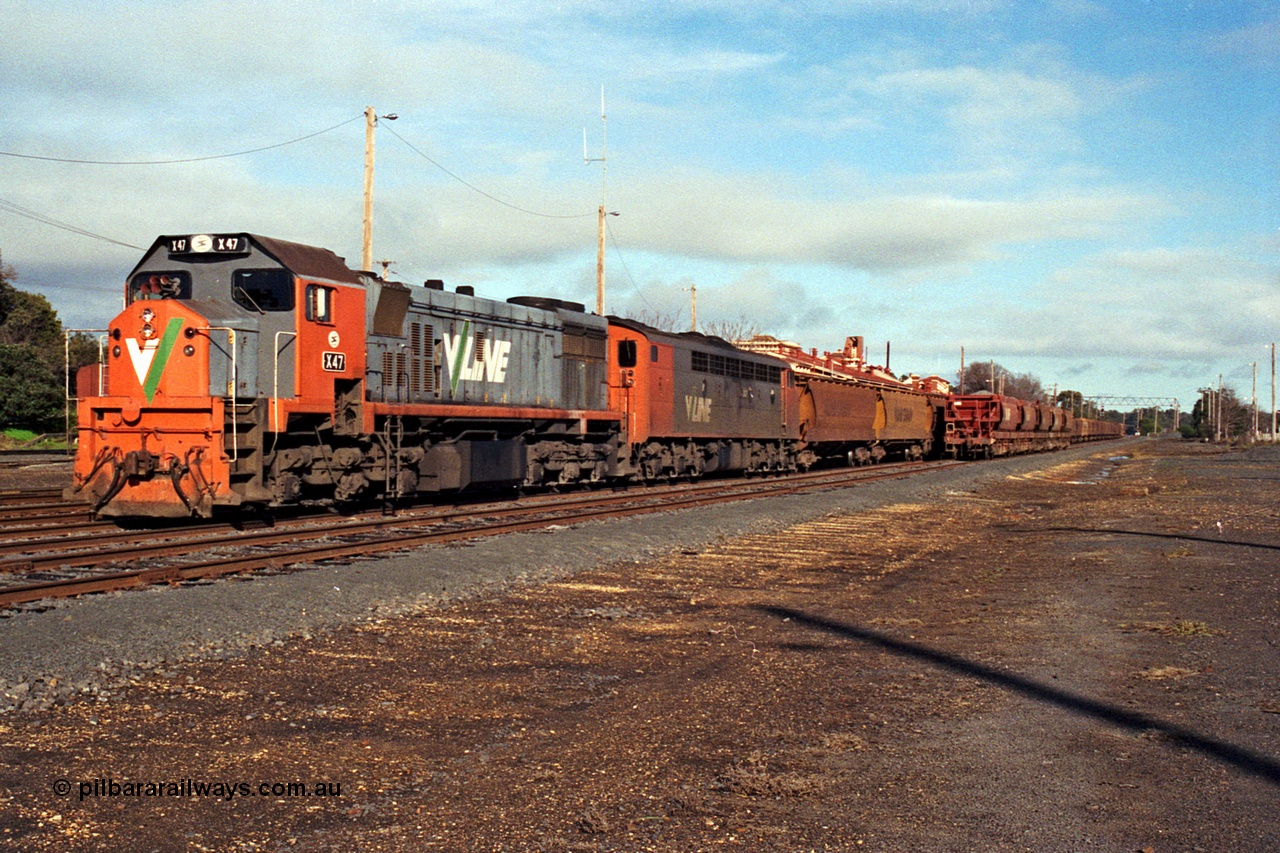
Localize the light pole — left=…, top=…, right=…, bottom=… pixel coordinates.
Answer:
left=1218, top=374, right=1224, bottom=442
left=362, top=106, right=397, bottom=272
left=679, top=283, right=698, bottom=332
left=584, top=88, right=618, bottom=315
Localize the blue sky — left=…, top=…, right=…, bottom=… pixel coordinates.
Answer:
left=1, top=0, right=1276, bottom=406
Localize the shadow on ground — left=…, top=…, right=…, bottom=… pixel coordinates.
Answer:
left=758, top=604, right=1280, bottom=787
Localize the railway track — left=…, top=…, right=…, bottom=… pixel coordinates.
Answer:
left=0, top=459, right=963, bottom=609
left=0, top=450, right=72, bottom=470
left=0, top=487, right=67, bottom=508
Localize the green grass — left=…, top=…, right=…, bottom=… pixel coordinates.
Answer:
left=0, top=429, right=69, bottom=451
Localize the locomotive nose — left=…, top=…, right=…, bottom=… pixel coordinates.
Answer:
left=108, top=300, right=210, bottom=401
left=71, top=297, right=223, bottom=518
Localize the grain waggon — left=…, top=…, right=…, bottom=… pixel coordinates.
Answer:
left=737, top=334, right=948, bottom=465
left=943, top=392, right=1119, bottom=459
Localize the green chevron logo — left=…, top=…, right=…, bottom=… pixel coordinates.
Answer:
left=125, top=318, right=185, bottom=403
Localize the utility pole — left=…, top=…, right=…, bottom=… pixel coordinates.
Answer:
left=684, top=282, right=697, bottom=332
left=1252, top=361, right=1258, bottom=441
left=959, top=346, right=965, bottom=394
left=1217, top=374, right=1224, bottom=442
left=1271, top=342, right=1277, bottom=442
left=362, top=106, right=397, bottom=272
left=584, top=88, right=608, bottom=315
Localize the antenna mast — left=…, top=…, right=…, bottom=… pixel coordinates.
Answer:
left=584, top=87, right=607, bottom=315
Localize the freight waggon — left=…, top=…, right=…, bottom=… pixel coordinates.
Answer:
left=943, top=392, right=1121, bottom=459
left=67, top=232, right=1121, bottom=519
left=736, top=334, right=949, bottom=465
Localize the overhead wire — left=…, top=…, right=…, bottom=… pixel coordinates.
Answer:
left=381, top=122, right=657, bottom=311
left=3, top=112, right=654, bottom=309
left=606, top=217, right=656, bottom=312
left=0, top=115, right=362, bottom=250
left=0, top=196, right=141, bottom=250
left=0, top=115, right=364, bottom=166
left=380, top=124, right=595, bottom=220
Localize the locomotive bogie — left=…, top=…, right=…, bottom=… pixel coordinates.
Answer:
left=260, top=410, right=624, bottom=504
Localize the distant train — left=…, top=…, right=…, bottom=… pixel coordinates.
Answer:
left=66, top=233, right=1120, bottom=518
left=944, top=393, right=1124, bottom=458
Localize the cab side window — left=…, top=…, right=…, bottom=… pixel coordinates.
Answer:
left=306, top=285, right=334, bottom=323
left=616, top=339, right=637, bottom=368
left=233, top=269, right=294, bottom=312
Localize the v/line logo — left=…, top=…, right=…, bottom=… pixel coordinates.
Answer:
left=125, top=318, right=185, bottom=403
left=440, top=321, right=512, bottom=394
left=685, top=395, right=713, bottom=423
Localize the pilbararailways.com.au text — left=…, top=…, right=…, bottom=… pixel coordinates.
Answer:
left=55, top=777, right=342, bottom=802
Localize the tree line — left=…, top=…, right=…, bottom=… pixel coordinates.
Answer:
left=0, top=253, right=97, bottom=433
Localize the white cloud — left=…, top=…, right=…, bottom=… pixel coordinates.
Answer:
left=1209, top=19, right=1280, bottom=69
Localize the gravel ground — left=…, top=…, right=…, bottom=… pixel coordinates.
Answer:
left=2, top=438, right=1278, bottom=852
left=0, top=446, right=1122, bottom=715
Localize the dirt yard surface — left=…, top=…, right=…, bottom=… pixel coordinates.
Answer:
left=2, top=440, right=1277, bottom=852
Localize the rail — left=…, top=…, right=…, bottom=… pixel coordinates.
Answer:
left=0, top=459, right=965, bottom=608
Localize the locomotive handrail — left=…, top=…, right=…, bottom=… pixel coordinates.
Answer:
left=272, top=331, right=298, bottom=434
left=63, top=328, right=109, bottom=453
left=198, top=326, right=240, bottom=462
